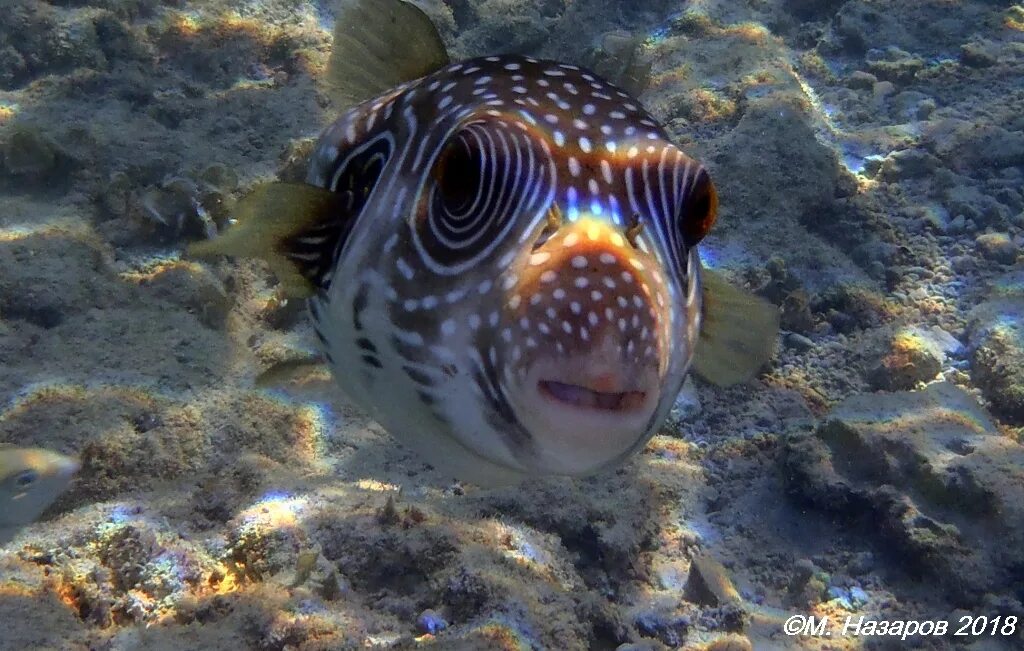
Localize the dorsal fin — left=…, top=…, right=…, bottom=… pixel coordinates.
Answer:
left=327, top=0, right=451, bottom=110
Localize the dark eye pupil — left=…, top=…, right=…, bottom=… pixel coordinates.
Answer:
left=16, top=470, right=38, bottom=487
left=679, top=169, right=718, bottom=248
left=691, top=192, right=709, bottom=221
left=435, top=140, right=478, bottom=213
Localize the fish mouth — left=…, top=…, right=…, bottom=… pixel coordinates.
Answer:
left=537, top=379, right=648, bottom=412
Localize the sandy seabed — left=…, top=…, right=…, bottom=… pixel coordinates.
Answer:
left=1, top=0, right=1023, bottom=649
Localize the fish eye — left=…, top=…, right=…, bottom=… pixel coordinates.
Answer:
left=15, top=470, right=39, bottom=487
left=433, top=136, right=481, bottom=214
left=678, top=168, right=718, bottom=248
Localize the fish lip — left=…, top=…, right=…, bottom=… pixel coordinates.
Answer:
left=537, top=379, right=648, bottom=413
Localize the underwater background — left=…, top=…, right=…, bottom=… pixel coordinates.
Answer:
left=1, top=0, right=1023, bottom=649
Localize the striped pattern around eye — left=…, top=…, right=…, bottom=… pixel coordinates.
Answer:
left=413, top=118, right=555, bottom=274
left=623, top=145, right=706, bottom=290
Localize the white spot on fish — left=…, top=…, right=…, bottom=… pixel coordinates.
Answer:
left=568, top=157, right=581, bottom=177
left=396, top=257, right=414, bottom=280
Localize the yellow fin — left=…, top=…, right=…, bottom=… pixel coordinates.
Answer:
left=692, top=268, right=780, bottom=387
left=327, top=0, right=450, bottom=110
left=186, top=182, right=350, bottom=299
left=588, top=31, right=652, bottom=98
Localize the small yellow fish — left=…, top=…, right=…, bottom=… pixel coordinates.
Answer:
left=0, top=447, right=80, bottom=545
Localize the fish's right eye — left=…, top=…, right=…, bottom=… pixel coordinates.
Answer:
left=433, top=137, right=481, bottom=214
left=15, top=470, right=38, bottom=487
left=678, top=168, right=718, bottom=249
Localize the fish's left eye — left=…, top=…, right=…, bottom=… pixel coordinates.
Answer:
left=15, top=470, right=38, bottom=487
left=678, top=168, right=717, bottom=249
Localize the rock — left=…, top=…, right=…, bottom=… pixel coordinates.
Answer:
left=259, top=293, right=308, bottom=330
left=925, top=119, right=1024, bottom=173
left=633, top=608, right=689, bottom=647
left=845, top=70, right=877, bottom=90
left=668, top=376, right=701, bottom=424
left=277, top=137, right=315, bottom=183
left=960, top=41, right=998, bottom=68
left=786, top=558, right=827, bottom=606
left=944, top=182, right=1012, bottom=230
left=704, top=634, right=754, bottom=651
left=783, top=382, right=1024, bottom=605
left=889, top=91, right=933, bottom=122
left=684, top=554, right=741, bottom=607
left=709, top=98, right=839, bottom=223
left=848, top=586, right=869, bottom=607
left=822, top=0, right=990, bottom=58
left=813, top=284, right=887, bottom=332
left=784, top=332, right=815, bottom=352
left=865, top=47, right=924, bottom=84
left=0, top=231, right=111, bottom=329
left=0, top=46, right=27, bottom=88
left=130, top=177, right=220, bottom=245
left=616, top=641, right=669, bottom=651
left=968, top=274, right=1024, bottom=423
left=975, top=233, right=1019, bottom=265
left=780, top=290, right=815, bottom=334
left=871, top=80, right=896, bottom=102
left=1, top=124, right=67, bottom=186
left=416, top=609, right=449, bottom=635
left=866, top=326, right=943, bottom=390
left=136, top=262, right=232, bottom=329
left=878, top=149, right=939, bottom=181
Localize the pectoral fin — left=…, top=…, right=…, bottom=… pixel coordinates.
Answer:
left=692, top=269, right=780, bottom=387
left=186, top=182, right=354, bottom=298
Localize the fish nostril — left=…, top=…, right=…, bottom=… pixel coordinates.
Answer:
left=624, top=213, right=643, bottom=248
left=532, top=204, right=564, bottom=252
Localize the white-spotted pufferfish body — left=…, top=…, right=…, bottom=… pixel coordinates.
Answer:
left=303, top=54, right=714, bottom=484
left=188, top=0, right=778, bottom=486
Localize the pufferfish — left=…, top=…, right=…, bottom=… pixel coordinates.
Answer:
left=189, top=0, right=779, bottom=486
